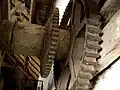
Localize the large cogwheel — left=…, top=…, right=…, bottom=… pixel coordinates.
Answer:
left=41, top=7, right=59, bottom=78
left=73, top=13, right=103, bottom=90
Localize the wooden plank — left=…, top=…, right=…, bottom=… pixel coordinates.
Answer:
left=73, top=0, right=82, bottom=30
left=72, top=37, right=84, bottom=78
left=97, top=10, right=120, bottom=73
left=57, top=67, right=70, bottom=90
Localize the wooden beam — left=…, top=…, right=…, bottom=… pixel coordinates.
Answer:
left=97, top=10, right=120, bottom=75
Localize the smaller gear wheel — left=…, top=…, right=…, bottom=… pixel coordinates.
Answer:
left=41, top=7, right=59, bottom=78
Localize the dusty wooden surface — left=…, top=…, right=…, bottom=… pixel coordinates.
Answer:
left=98, top=10, right=120, bottom=72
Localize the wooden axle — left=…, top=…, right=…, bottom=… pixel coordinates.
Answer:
left=0, top=20, right=70, bottom=60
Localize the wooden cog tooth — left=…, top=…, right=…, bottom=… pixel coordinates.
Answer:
left=89, top=13, right=101, bottom=20
left=83, top=56, right=97, bottom=65
left=51, top=41, right=57, bottom=45
left=78, top=71, right=93, bottom=79
left=49, top=50, right=56, bottom=55
left=87, top=18, right=102, bottom=26
left=81, top=64, right=95, bottom=73
left=85, top=48, right=100, bottom=58
left=50, top=45, right=56, bottom=49
left=87, top=25, right=101, bottom=34
left=48, top=55, right=55, bottom=59
left=87, top=40, right=101, bottom=50
left=87, top=32, right=102, bottom=42
left=75, top=85, right=89, bottom=90
left=77, top=78, right=90, bottom=86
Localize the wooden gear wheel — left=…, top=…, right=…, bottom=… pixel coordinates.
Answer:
left=41, top=7, right=60, bottom=78
left=56, top=0, right=103, bottom=90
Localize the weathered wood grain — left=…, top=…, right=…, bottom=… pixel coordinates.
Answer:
left=98, top=10, right=120, bottom=73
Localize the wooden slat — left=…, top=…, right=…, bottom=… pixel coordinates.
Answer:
left=28, top=66, right=39, bottom=80
left=29, top=57, right=40, bottom=71
left=7, top=53, right=34, bottom=86
left=29, top=58, right=40, bottom=73
left=28, top=57, right=40, bottom=77
left=14, top=54, right=25, bottom=66
left=22, top=9, right=30, bottom=20
left=30, top=56, right=41, bottom=66
left=10, top=1, right=22, bottom=17
left=18, top=54, right=26, bottom=62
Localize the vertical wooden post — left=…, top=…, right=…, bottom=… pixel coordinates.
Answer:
left=14, top=68, right=22, bottom=90
left=29, top=0, right=36, bottom=23
left=2, top=0, right=10, bottom=20
left=0, top=51, right=5, bottom=90
left=0, top=76, right=4, bottom=90
left=0, top=1, right=2, bottom=22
